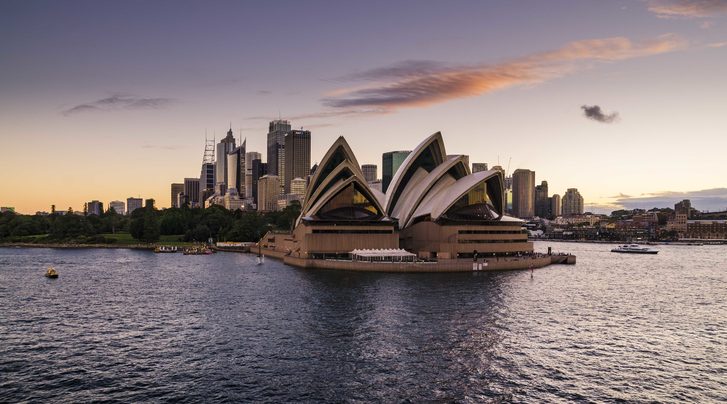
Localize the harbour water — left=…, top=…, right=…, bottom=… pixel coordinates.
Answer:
left=1, top=242, right=725, bottom=402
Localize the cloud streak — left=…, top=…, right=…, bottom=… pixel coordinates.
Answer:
left=582, top=105, right=619, bottom=123
left=647, top=0, right=727, bottom=18
left=613, top=188, right=727, bottom=211
left=323, top=34, right=686, bottom=111
left=63, top=94, right=175, bottom=116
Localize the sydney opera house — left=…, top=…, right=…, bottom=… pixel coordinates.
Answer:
left=259, top=132, right=573, bottom=271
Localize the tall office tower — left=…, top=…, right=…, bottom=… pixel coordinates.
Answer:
left=561, top=188, right=584, bottom=216
left=215, top=127, right=237, bottom=194
left=251, top=158, right=268, bottom=208
left=284, top=130, right=311, bottom=194
left=126, top=197, right=143, bottom=215
left=86, top=200, right=103, bottom=216
left=267, top=119, right=291, bottom=179
left=244, top=151, right=261, bottom=199
left=290, top=177, right=307, bottom=200
left=257, top=175, right=280, bottom=212
left=551, top=194, right=561, bottom=218
left=199, top=162, right=215, bottom=206
left=108, top=200, right=125, bottom=215
left=534, top=180, right=550, bottom=218
left=512, top=169, right=535, bottom=218
left=226, top=139, right=246, bottom=197
left=226, top=150, right=239, bottom=195
left=472, top=163, right=488, bottom=173
left=171, top=183, right=184, bottom=208
left=362, top=164, right=377, bottom=182
left=184, top=178, right=200, bottom=207
left=382, top=150, right=411, bottom=193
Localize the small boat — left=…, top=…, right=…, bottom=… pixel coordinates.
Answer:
left=256, top=244, right=264, bottom=265
left=45, top=266, right=59, bottom=278
left=183, top=246, right=214, bottom=255
left=154, top=245, right=178, bottom=253
left=611, top=244, right=659, bottom=254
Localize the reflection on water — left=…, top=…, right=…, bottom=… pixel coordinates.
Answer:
left=0, top=243, right=725, bottom=402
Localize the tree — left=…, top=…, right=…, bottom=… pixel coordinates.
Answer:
left=141, top=209, right=160, bottom=242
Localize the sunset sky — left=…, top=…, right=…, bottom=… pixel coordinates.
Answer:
left=1, top=0, right=726, bottom=214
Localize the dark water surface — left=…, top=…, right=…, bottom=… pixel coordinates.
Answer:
left=1, top=242, right=725, bottom=402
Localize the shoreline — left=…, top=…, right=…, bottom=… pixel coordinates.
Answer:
left=0, top=242, right=157, bottom=250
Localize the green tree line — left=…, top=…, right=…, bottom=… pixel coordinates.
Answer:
left=0, top=202, right=301, bottom=244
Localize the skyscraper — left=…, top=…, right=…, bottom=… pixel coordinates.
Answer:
left=258, top=175, right=280, bottom=212
left=267, top=119, right=291, bottom=180
left=244, top=151, right=261, bottom=199
left=251, top=158, right=268, bottom=208
left=284, top=129, right=311, bottom=194
left=534, top=180, right=549, bottom=218
left=215, top=127, right=237, bottom=194
left=472, top=163, right=488, bottom=173
left=171, top=183, right=184, bottom=208
left=362, top=164, right=377, bottom=182
left=382, top=150, right=411, bottom=193
left=562, top=188, right=584, bottom=216
left=512, top=169, right=535, bottom=218
left=184, top=178, right=200, bottom=207
left=199, top=162, right=215, bottom=206
left=225, top=138, right=246, bottom=197
left=551, top=194, right=561, bottom=218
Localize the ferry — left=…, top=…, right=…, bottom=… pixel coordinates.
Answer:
left=154, top=246, right=178, bottom=253
left=611, top=244, right=659, bottom=254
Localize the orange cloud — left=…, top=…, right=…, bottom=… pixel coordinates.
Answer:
left=324, top=34, right=686, bottom=111
left=647, top=0, right=727, bottom=18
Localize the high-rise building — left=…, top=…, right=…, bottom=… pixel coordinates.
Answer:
left=382, top=150, right=411, bottom=193
left=184, top=178, right=200, bottom=207
left=512, top=169, right=535, bottom=218
left=290, top=177, right=307, bottom=200
left=251, top=159, right=268, bottom=208
left=562, top=188, right=584, bottom=216
left=86, top=200, right=103, bottom=216
left=675, top=199, right=692, bottom=216
left=126, top=197, right=143, bottom=215
left=362, top=164, right=377, bottom=182
left=267, top=120, right=291, bottom=180
left=108, top=201, right=125, bottom=215
left=534, top=180, right=550, bottom=218
left=551, top=194, right=561, bottom=218
left=284, top=130, right=311, bottom=194
left=171, top=183, right=184, bottom=208
left=244, top=151, right=261, bottom=199
left=225, top=139, right=246, bottom=197
left=199, top=162, right=215, bottom=206
left=215, top=127, right=237, bottom=194
left=472, top=163, right=488, bottom=173
left=258, top=175, right=280, bottom=212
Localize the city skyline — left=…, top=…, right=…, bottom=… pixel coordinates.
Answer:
left=2, top=1, right=727, bottom=213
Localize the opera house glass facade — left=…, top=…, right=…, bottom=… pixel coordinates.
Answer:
left=261, top=132, right=532, bottom=260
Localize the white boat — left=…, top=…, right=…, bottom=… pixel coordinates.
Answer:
left=611, top=244, right=659, bottom=254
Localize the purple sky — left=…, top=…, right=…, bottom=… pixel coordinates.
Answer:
left=1, top=0, right=726, bottom=213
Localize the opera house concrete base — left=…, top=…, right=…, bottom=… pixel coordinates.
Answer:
left=258, top=246, right=575, bottom=273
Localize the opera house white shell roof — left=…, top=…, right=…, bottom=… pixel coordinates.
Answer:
left=297, top=132, right=516, bottom=229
